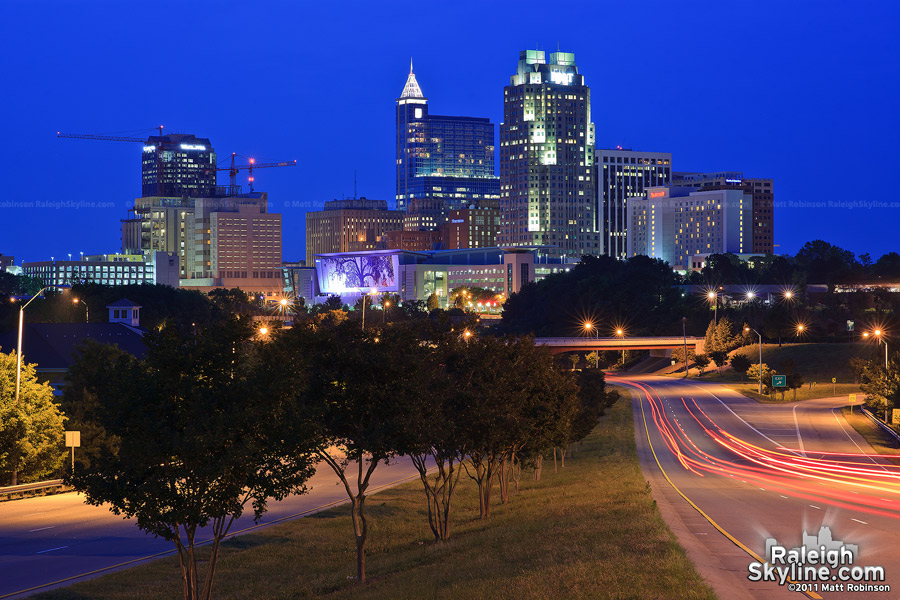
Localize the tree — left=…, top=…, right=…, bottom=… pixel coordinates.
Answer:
left=66, top=319, right=316, bottom=600
left=403, top=335, right=469, bottom=542
left=284, top=320, right=431, bottom=583
left=0, top=349, right=66, bottom=485
left=857, top=350, right=900, bottom=420
left=567, top=353, right=580, bottom=370
left=779, top=359, right=805, bottom=401
left=426, top=292, right=440, bottom=311
left=747, top=363, right=774, bottom=393
left=693, top=353, right=711, bottom=377
left=709, top=350, right=729, bottom=374
left=730, top=354, right=752, bottom=382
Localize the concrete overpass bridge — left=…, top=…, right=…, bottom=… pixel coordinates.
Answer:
left=534, top=336, right=705, bottom=355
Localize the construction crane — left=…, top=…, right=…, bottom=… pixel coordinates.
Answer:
left=57, top=127, right=296, bottom=195
left=218, top=153, right=297, bottom=195
left=57, top=126, right=168, bottom=195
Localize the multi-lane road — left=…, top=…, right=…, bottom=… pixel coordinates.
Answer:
left=611, top=375, right=900, bottom=600
left=0, top=457, right=425, bottom=599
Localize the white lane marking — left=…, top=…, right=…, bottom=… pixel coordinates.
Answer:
left=28, top=526, right=55, bottom=533
left=809, top=505, right=821, bottom=510
left=792, top=405, right=807, bottom=457
left=779, top=495, right=789, bottom=499
left=759, top=488, right=766, bottom=491
left=23, top=512, right=47, bottom=517
left=851, top=518, right=868, bottom=525
left=676, top=381, right=791, bottom=451
left=36, top=545, right=69, bottom=554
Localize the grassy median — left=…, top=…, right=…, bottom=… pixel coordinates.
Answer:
left=33, top=397, right=717, bottom=600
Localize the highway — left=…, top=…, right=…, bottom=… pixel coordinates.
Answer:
left=611, top=375, right=900, bottom=600
left=0, top=457, right=425, bottom=599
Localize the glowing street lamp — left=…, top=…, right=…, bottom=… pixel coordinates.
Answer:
left=707, top=290, right=718, bottom=324
left=258, top=326, right=269, bottom=336
left=382, top=300, right=390, bottom=325
left=873, top=330, right=888, bottom=369
left=72, top=297, right=90, bottom=323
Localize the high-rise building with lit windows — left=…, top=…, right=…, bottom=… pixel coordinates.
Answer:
left=595, top=148, right=672, bottom=259
left=395, top=63, right=499, bottom=214
left=141, top=134, right=217, bottom=198
left=626, top=186, right=752, bottom=270
left=498, top=49, right=598, bottom=259
left=672, top=171, right=774, bottom=254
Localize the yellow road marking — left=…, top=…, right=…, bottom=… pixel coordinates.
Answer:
left=627, top=381, right=823, bottom=600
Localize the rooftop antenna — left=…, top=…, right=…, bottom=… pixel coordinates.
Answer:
left=354, top=169, right=358, bottom=199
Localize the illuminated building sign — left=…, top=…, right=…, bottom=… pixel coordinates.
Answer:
left=649, top=190, right=666, bottom=198
left=316, top=254, right=400, bottom=293
left=451, top=219, right=465, bottom=223
left=180, top=144, right=206, bottom=151
left=726, top=178, right=742, bottom=183
left=142, top=145, right=156, bottom=153
left=549, top=71, right=574, bottom=86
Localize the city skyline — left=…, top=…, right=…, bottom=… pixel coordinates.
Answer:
left=2, top=1, right=898, bottom=263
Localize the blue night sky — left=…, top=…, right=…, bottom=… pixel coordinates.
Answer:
left=1, top=0, right=897, bottom=263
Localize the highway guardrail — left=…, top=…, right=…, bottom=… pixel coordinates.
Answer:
left=860, top=406, right=900, bottom=444
left=0, top=479, right=70, bottom=501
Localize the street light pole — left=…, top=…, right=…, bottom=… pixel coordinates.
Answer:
left=12, top=286, right=53, bottom=486
left=682, top=317, right=688, bottom=379
left=745, top=327, right=763, bottom=395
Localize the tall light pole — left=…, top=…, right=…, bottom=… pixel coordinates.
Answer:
left=72, top=297, right=89, bottom=323
left=382, top=300, right=390, bottom=325
left=874, top=330, right=888, bottom=369
left=12, top=286, right=54, bottom=486
left=745, top=326, right=763, bottom=394
left=361, top=287, right=377, bottom=330
left=615, top=327, right=626, bottom=364
left=584, top=321, right=599, bottom=368
left=682, top=317, right=688, bottom=379
left=707, top=291, right=717, bottom=325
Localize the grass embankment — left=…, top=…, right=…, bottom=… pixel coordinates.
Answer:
left=33, top=398, right=716, bottom=600
left=839, top=406, right=900, bottom=464
left=690, top=343, right=870, bottom=402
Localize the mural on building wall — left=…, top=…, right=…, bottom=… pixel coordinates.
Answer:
left=317, top=254, right=399, bottom=293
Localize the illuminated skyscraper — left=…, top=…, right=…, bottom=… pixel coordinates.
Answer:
left=596, top=148, right=672, bottom=259
left=498, top=50, right=598, bottom=259
left=141, top=133, right=217, bottom=198
left=395, top=62, right=499, bottom=214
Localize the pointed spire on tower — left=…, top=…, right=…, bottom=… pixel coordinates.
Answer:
left=400, top=59, right=424, bottom=99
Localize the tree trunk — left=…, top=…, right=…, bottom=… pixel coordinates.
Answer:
left=553, top=447, right=558, bottom=473
left=560, top=446, right=566, bottom=468
left=534, top=454, right=543, bottom=481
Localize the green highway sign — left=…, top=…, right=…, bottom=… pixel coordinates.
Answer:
left=773, top=375, right=787, bottom=388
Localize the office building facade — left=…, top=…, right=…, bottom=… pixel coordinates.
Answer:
left=627, top=186, right=752, bottom=270
left=122, top=192, right=283, bottom=294
left=141, top=134, right=217, bottom=198
left=305, top=198, right=404, bottom=259
left=498, top=50, right=598, bottom=259
left=672, top=172, right=774, bottom=254
left=395, top=63, right=500, bottom=212
left=442, top=207, right=502, bottom=249
left=596, top=148, right=672, bottom=259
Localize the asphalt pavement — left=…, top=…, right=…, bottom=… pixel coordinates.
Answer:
left=611, top=375, right=900, bottom=600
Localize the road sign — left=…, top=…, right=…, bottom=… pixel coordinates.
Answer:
left=832, top=377, right=837, bottom=384
left=847, top=320, right=855, bottom=332
left=849, top=394, right=857, bottom=403
left=773, top=375, right=787, bottom=388
left=65, top=431, right=80, bottom=447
